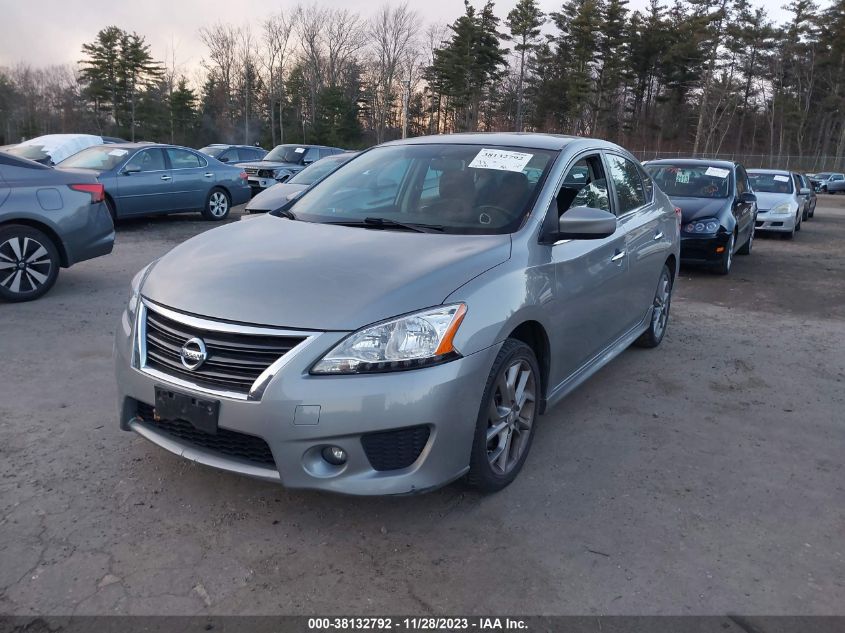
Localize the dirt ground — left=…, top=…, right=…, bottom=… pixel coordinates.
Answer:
left=1, top=197, right=843, bottom=616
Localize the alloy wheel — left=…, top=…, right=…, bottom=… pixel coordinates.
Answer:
left=652, top=268, right=672, bottom=340
left=486, top=359, right=536, bottom=475
left=208, top=191, right=229, bottom=217
left=0, top=236, right=52, bottom=295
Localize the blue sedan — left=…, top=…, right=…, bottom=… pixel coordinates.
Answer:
left=57, top=143, right=251, bottom=221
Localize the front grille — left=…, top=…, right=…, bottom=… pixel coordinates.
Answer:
left=136, top=402, right=276, bottom=468
left=361, top=425, right=431, bottom=471
left=244, top=167, right=259, bottom=176
left=143, top=308, right=305, bottom=396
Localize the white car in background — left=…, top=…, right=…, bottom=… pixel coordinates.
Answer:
left=748, top=169, right=805, bottom=240
left=5, top=134, right=125, bottom=166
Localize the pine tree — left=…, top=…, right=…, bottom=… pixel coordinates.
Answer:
left=505, top=0, right=545, bottom=132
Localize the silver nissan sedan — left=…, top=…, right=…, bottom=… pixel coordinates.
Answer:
left=114, top=133, right=680, bottom=495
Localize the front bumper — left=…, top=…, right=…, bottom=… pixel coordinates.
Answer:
left=114, top=302, right=497, bottom=495
left=755, top=211, right=796, bottom=233
left=679, top=231, right=730, bottom=263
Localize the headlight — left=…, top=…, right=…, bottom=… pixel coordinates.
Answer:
left=770, top=201, right=793, bottom=214
left=311, top=304, right=467, bottom=375
left=683, top=218, right=720, bottom=234
left=127, top=261, right=157, bottom=326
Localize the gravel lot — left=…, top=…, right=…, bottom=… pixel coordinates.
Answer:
left=1, top=198, right=843, bottom=616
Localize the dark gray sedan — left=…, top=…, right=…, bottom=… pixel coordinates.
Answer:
left=57, top=143, right=251, bottom=221
left=0, top=152, right=114, bottom=301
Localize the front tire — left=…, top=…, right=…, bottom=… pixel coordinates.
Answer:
left=467, top=339, right=540, bottom=493
left=0, top=224, right=60, bottom=302
left=738, top=222, right=754, bottom=255
left=634, top=263, right=673, bottom=348
left=714, top=232, right=735, bottom=275
left=202, top=188, right=231, bottom=221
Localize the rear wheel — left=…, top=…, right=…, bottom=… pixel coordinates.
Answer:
left=0, top=224, right=60, bottom=302
left=634, top=264, right=673, bottom=348
left=467, top=339, right=540, bottom=493
left=202, top=188, right=231, bottom=221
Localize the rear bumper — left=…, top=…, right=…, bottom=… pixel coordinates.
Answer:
left=63, top=201, right=115, bottom=266
left=679, top=232, right=730, bottom=263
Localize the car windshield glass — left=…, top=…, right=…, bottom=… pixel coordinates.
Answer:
left=58, top=146, right=130, bottom=170
left=7, top=145, right=49, bottom=161
left=748, top=172, right=794, bottom=194
left=645, top=163, right=731, bottom=198
left=199, top=146, right=223, bottom=157
left=265, top=145, right=307, bottom=163
left=815, top=173, right=832, bottom=179
left=287, top=144, right=557, bottom=235
left=287, top=158, right=347, bottom=185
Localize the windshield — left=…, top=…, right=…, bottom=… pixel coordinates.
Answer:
left=815, top=172, right=833, bottom=180
left=288, top=157, right=349, bottom=186
left=199, top=146, right=223, bottom=158
left=286, top=144, right=557, bottom=234
left=748, top=172, right=794, bottom=194
left=265, top=144, right=307, bottom=163
left=645, top=163, right=732, bottom=198
left=58, top=146, right=130, bottom=171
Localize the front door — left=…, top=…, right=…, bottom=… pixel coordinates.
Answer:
left=547, top=153, right=632, bottom=386
left=115, top=148, right=173, bottom=216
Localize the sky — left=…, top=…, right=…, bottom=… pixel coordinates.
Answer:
left=0, top=0, right=793, bottom=73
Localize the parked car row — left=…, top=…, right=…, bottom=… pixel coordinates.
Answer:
left=643, top=159, right=818, bottom=274
left=807, top=171, right=845, bottom=193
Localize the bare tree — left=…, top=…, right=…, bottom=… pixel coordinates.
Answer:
left=236, top=25, right=257, bottom=143
left=294, top=4, right=327, bottom=141
left=262, top=11, right=294, bottom=145
left=200, top=22, right=238, bottom=127
left=368, top=3, right=420, bottom=143
left=324, top=8, right=367, bottom=88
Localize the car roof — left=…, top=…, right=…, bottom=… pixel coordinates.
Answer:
left=380, top=132, right=586, bottom=152
left=645, top=157, right=737, bottom=169
left=747, top=168, right=791, bottom=175
left=206, top=144, right=265, bottom=149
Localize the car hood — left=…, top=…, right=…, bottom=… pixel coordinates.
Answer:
left=753, top=192, right=793, bottom=212
left=245, top=183, right=309, bottom=212
left=666, top=196, right=730, bottom=222
left=237, top=160, right=300, bottom=170
left=141, top=216, right=512, bottom=331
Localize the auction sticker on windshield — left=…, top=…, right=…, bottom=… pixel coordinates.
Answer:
left=774, top=175, right=790, bottom=182
left=705, top=166, right=730, bottom=178
left=469, top=148, right=533, bottom=172
left=108, top=149, right=128, bottom=156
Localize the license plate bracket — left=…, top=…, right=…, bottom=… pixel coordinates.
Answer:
left=154, top=387, right=219, bottom=435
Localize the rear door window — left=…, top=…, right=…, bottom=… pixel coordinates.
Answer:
left=605, top=154, right=646, bottom=215
left=126, top=149, right=166, bottom=172
left=166, top=148, right=204, bottom=169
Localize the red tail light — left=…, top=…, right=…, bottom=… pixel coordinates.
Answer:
left=239, top=171, right=248, bottom=181
left=674, top=206, right=682, bottom=224
left=70, top=183, right=105, bottom=203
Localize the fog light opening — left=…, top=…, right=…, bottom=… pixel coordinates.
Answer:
left=715, top=246, right=725, bottom=253
left=322, top=446, right=347, bottom=466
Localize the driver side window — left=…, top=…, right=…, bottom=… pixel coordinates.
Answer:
left=556, top=155, right=611, bottom=216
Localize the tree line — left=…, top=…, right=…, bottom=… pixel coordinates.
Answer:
left=1, top=0, right=844, bottom=171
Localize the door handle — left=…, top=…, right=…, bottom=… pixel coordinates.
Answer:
left=160, top=175, right=171, bottom=181
left=610, top=250, right=625, bottom=263
left=204, top=172, right=214, bottom=178
left=653, top=231, right=664, bottom=240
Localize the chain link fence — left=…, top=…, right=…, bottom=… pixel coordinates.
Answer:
left=634, top=150, right=845, bottom=173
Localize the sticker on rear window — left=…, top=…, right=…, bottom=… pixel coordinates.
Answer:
left=675, top=171, right=690, bottom=184
left=773, top=175, right=790, bottom=182
left=294, top=147, right=305, bottom=153
left=108, top=149, right=128, bottom=157
left=705, top=167, right=730, bottom=178
left=468, top=148, right=533, bottom=172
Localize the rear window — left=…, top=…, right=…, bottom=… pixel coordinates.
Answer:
left=644, top=163, right=732, bottom=199
left=0, top=151, right=50, bottom=170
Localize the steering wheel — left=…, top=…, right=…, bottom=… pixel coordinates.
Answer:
left=475, top=204, right=511, bottom=226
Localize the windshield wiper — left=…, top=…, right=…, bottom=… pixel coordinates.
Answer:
left=325, top=217, right=444, bottom=233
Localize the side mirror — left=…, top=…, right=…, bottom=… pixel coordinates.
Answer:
left=739, top=191, right=757, bottom=204
left=122, top=164, right=141, bottom=175
left=799, top=187, right=811, bottom=196
left=556, top=206, right=617, bottom=240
